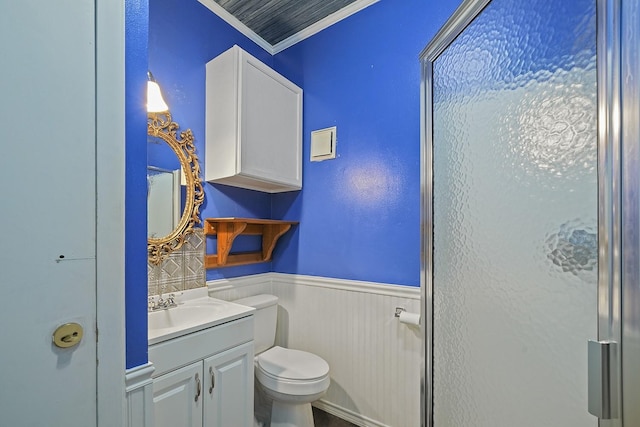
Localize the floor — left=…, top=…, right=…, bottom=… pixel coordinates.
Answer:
left=312, top=407, right=357, bottom=427
left=255, top=382, right=356, bottom=427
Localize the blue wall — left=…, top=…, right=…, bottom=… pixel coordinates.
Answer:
left=146, top=0, right=462, bottom=289
left=271, top=0, right=460, bottom=286
left=127, top=0, right=461, bottom=367
left=149, top=0, right=276, bottom=281
left=125, top=0, right=150, bottom=369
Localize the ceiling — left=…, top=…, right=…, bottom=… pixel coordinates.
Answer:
left=199, top=0, right=379, bottom=54
left=214, top=0, right=357, bottom=45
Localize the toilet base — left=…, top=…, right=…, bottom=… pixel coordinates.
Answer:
left=271, top=400, right=315, bottom=427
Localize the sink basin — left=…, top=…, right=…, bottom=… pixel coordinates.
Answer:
left=148, top=294, right=254, bottom=345
left=149, top=304, right=228, bottom=330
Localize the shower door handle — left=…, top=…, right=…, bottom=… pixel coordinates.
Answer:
left=587, top=340, right=619, bottom=419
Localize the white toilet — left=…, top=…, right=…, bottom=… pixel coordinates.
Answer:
left=234, top=294, right=330, bottom=427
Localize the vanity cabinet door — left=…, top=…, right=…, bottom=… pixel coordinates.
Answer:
left=153, top=362, right=204, bottom=427
left=203, top=342, right=254, bottom=427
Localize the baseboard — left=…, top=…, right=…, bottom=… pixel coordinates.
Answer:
left=313, top=400, right=391, bottom=427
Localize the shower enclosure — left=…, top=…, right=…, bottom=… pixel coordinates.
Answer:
left=420, top=0, right=640, bottom=425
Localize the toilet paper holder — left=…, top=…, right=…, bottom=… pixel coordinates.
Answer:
left=394, top=307, right=421, bottom=326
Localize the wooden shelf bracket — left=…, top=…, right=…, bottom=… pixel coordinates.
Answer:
left=204, top=218, right=298, bottom=268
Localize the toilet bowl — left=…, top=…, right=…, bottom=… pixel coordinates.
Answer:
left=234, top=295, right=330, bottom=427
left=256, top=346, right=329, bottom=427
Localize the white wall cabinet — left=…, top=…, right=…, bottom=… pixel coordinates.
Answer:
left=150, top=316, right=254, bottom=427
left=205, top=45, right=303, bottom=193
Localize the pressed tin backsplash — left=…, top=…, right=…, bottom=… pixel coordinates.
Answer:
left=148, top=228, right=205, bottom=296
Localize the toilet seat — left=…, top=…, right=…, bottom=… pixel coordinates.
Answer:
left=258, top=346, right=329, bottom=380
left=256, top=346, right=330, bottom=396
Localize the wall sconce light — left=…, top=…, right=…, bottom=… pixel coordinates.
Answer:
left=147, top=71, right=169, bottom=113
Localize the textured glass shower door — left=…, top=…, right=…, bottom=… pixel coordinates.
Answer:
left=427, top=0, right=598, bottom=425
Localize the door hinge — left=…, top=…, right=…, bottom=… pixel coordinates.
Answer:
left=587, top=340, right=619, bottom=419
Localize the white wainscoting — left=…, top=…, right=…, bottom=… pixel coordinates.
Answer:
left=125, top=362, right=155, bottom=427
left=207, top=272, right=275, bottom=300
left=208, top=273, right=422, bottom=427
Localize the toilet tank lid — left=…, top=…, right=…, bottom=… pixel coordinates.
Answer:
left=234, top=294, right=278, bottom=309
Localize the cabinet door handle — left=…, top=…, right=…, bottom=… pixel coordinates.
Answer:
left=209, top=366, right=215, bottom=394
left=195, top=373, right=201, bottom=402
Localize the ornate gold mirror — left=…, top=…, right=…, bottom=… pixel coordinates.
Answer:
left=147, top=111, right=204, bottom=265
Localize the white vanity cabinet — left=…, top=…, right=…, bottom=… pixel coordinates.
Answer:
left=150, top=316, right=254, bottom=427
left=153, top=362, right=203, bottom=427
left=205, top=45, right=303, bottom=193
left=204, top=342, right=254, bottom=427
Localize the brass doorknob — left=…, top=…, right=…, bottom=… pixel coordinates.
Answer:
left=53, top=323, right=84, bottom=348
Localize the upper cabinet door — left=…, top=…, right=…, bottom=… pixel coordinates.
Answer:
left=205, top=45, right=303, bottom=193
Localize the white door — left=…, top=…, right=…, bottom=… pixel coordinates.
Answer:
left=422, top=0, right=603, bottom=425
left=0, top=1, right=98, bottom=426
left=422, top=0, right=640, bottom=426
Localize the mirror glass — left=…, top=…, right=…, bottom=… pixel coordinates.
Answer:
left=147, top=112, right=204, bottom=265
left=147, top=134, right=185, bottom=239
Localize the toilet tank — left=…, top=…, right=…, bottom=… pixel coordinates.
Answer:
left=233, top=294, right=278, bottom=354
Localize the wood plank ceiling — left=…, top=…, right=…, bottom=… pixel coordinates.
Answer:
left=213, top=0, right=358, bottom=45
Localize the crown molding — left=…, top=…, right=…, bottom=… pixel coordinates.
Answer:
left=197, top=0, right=380, bottom=55
left=197, top=0, right=275, bottom=54
left=272, top=0, right=379, bottom=53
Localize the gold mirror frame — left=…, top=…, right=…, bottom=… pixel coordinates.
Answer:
left=147, top=111, right=204, bottom=265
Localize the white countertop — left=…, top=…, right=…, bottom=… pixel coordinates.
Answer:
left=148, top=287, right=254, bottom=346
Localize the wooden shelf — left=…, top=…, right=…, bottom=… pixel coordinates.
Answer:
left=204, top=218, right=298, bottom=268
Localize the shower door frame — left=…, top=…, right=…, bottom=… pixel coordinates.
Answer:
left=418, top=0, right=640, bottom=426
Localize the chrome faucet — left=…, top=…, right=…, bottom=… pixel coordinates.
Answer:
left=148, top=293, right=178, bottom=311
